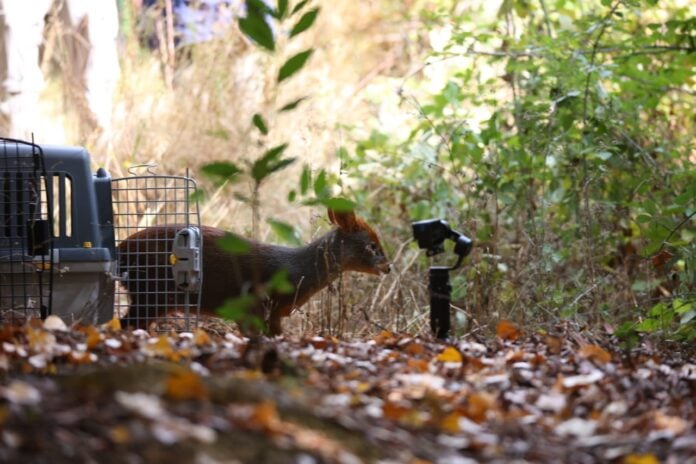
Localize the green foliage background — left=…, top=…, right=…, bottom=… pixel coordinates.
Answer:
left=338, top=0, right=694, bottom=341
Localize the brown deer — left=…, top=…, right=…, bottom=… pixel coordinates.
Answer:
left=117, top=209, right=390, bottom=335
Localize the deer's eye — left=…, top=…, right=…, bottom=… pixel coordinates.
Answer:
left=366, top=243, right=380, bottom=254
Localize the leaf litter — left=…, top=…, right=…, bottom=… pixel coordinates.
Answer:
left=0, top=318, right=693, bottom=463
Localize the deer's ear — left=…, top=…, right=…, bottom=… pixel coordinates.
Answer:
left=328, top=209, right=358, bottom=230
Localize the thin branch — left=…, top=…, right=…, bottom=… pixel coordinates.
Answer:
left=430, top=44, right=693, bottom=62
left=538, top=0, right=553, bottom=38
left=659, top=210, right=696, bottom=252
left=582, top=0, right=624, bottom=125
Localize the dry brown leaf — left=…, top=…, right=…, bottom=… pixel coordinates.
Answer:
left=545, top=335, right=563, bottom=354
left=193, top=329, right=211, bottom=346
left=578, top=344, right=612, bottom=364
left=404, top=341, right=425, bottom=356
left=407, top=358, right=429, bottom=373
left=383, top=402, right=410, bottom=421
left=465, top=392, right=496, bottom=423
left=496, top=320, right=521, bottom=341
left=651, top=249, right=673, bottom=271
left=505, top=349, right=525, bottom=363
left=251, top=401, right=281, bottom=433
left=653, top=410, right=688, bottom=435
left=374, top=330, right=397, bottom=345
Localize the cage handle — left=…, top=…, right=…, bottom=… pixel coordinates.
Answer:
left=127, top=164, right=158, bottom=176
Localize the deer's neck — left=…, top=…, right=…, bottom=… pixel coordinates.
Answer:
left=265, top=229, right=344, bottom=300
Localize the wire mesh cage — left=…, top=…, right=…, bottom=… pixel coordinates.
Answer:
left=0, top=138, right=54, bottom=323
left=112, top=167, right=202, bottom=331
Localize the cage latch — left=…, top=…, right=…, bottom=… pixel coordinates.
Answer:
left=171, top=227, right=201, bottom=291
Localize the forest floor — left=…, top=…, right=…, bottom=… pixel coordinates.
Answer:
left=0, top=316, right=694, bottom=464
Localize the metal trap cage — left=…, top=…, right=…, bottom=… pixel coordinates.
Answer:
left=0, top=138, right=54, bottom=322
left=112, top=166, right=202, bottom=331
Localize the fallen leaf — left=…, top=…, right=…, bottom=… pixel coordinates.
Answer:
left=653, top=410, right=688, bottom=435
left=578, top=344, right=612, bottom=364
left=102, top=317, right=122, bottom=331
left=383, top=402, right=410, bottom=421
left=407, top=358, right=429, bottom=373
left=109, top=425, right=131, bottom=444
left=81, top=326, right=102, bottom=349
left=545, top=335, right=563, bottom=354
left=404, top=341, right=425, bottom=356
left=496, top=320, right=521, bottom=341
left=465, top=392, right=496, bottom=423
left=0, top=380, right=42, bottom=406
left=165, top=370, right=208, bottom=401
left=556, top=417, right=597, bottom=437
left=193, top=328, right=211, bottom=346
left=561, top=370, right=604, bottom=389
left=43, top=315, right=67, bottom=331
left=622, top=453, right=660, bottom=464
left=374, top=330, right=397, bottom=345
left=440, top=410, right=462, bottom=433
left=535, top=392, right=567, bottom=413
left=251, top=401, right=281, bottom=433
left=436, top=346, right=463, bottom=363
left=26, top=327, right=56, bottom=352
left=115, top=391, right=163, bottom=419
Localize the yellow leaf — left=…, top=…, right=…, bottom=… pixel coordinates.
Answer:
left=109, top=425, right=131, bottom=444
left=436, top=346, right=463, bottom=363
left=165, top=370, right=208, bottom=401
left=146, top=335, right=179, bottom=361
left=26, top=326, right=55, bottom=351
left=82, top=326, right=102, bottom=349
left=622, top=453, right=659, bottom=464
left=102, top=317, right=122, bottom=332
left=440, top=410, right=461, bottom=433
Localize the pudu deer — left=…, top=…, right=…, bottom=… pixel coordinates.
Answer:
left=117, top=209, right=390, bottom=335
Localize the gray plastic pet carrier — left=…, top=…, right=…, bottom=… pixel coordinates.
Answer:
left=1, top=138, right=202, bottom=330
left=0, top=138, right=115, bottom=324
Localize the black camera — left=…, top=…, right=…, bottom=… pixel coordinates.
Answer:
left=412, top=218, right=473, bottom=339
left=412, top=219, right=473, bottom=264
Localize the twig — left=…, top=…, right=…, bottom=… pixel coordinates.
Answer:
left=658, top=211, right=696, bottom=253
left=582, top=0, right=624, bottom=125
left=539, top=0, right=553, bottom=38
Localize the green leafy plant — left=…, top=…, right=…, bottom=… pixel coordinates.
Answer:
left=199, top=0, right=358, bottom=332
left=341, top=0, right=694, bottom=338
